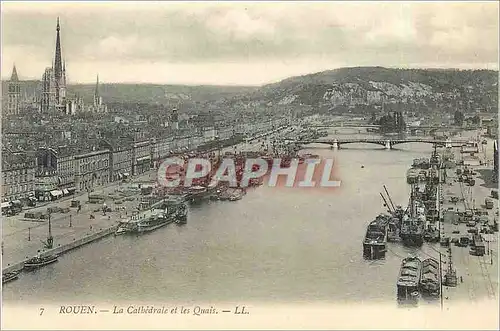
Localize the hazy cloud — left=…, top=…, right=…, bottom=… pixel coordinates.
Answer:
left=1, top=1, right=498, bottom=85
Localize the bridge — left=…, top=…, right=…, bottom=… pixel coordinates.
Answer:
left=288, top=138, right=468, bottom=149
left=304, top=123, right=456, bottom=131
left=305, top=124, right=380, bottom=129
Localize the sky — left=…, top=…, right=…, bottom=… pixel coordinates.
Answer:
left=1, top=1, right=499, bottom=85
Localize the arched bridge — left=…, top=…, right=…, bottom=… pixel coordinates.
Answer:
left=304, top=123, right=455, bottom=130
left=288, top=138, right=468, bottom=149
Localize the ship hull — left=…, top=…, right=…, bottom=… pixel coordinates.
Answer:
left=401, top=234, right=424, bottom=247
left=407, top=176, right=418, bottom=184
left=420, top=258, right=441, bottom=299
left=396, top=256, right=422, bottom=305
left=397, top=285, right=420, bottom=306
left=24, top=256, right=58, bottom=270
left=186, top=189, right=216, bottom=203
left=175, top=214, right=187, bottom=225
left=363, top=215, right=389, bottom=260
left=2, top=271, right=20, bottom=284
left=363, top=243, right=386, bottom=259
left=136, top=219, right=175, bottom=234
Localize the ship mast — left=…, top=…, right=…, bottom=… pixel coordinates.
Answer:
left=44, top=211, right=54, bottom=249
left=383, top=185, right=396, bottom=211
left=380, top=192, right=393, bottom=213
left=410, top=185, right=416, bottom=218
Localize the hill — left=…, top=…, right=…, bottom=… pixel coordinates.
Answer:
left=1, top=81, right=258, bottom=104
left=2, top=67, right=498, bottom=112
left=242, top=67, right=498, bottom=111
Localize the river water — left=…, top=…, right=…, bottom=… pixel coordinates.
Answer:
left=3, top=132, right=438, bottom=304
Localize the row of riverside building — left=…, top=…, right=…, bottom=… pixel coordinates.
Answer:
left=2, top=118, right=288, bottom=204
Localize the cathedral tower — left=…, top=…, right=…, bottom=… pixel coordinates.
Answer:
left=7, top=65, right=21, bottom=115
left=54, top=17, right=66, bottom=109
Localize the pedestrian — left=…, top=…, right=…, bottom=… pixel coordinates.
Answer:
left=90, top=225, right=93, bottom=231
left=460, top=276, right=463, bottom=283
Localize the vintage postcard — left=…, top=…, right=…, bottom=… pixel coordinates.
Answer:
left=1, top=1, right=499, bottom=329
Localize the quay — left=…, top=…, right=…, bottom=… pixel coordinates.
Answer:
left=438, top=135, right=499, bottom=304
left=2, top=226, right=116, bottom=274
left=1, top=128, right=292, bottom=276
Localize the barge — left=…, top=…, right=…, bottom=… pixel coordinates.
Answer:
left=397, top=256, right=422, bottom=304
left=420, top=258, right=440, bottom=298
left=363, top=214, right=390, bottom=260
left=2, top=270, right=20, bottom=284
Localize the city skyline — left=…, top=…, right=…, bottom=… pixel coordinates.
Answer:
left=2, top=1, right=499, bottom=85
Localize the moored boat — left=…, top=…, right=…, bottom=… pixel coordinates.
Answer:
left=185, top=183, right=218, bottom=203
left=2, top=270, right=21, bottom=284
left=400, top=187, right=425, bottom=247
left=419, top=258, right=440, bottom=298
left=136, top=198, right=187, bottom=233
left=24, top=254, right=58, bottom=270
left=136, top=209, right=175, bottom=233
left=400, top=214, right=425, bottom=247
left=115, top=219, right=137, bottom=235
left=406, top=169, right=419, bottom=184
left=363, top=214, right=390, bottom=259
left=116, top=197, right=187, bottom=234
left=397, top=256, right=422, bottom=304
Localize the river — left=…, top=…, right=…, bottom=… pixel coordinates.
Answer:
left=2, top=131, right=441, bottom=305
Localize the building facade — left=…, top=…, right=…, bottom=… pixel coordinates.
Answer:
left=74, top=149, right=110, bottom=192
left=132, top=141, right=151, bottom=176
left=111, top=146, right=133, bottom=181
left=494, top=140, right=498, bottom=182
left=57, top=153, right=77, bottom=189
left=2, top=149, right=36, bottom=202
left=35, top=146, right=77, bottom=199
left=151, top=136, right=174, bottom=169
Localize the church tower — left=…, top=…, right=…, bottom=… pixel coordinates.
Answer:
left=7, top=64, right=21, bottom=115
left=40, top=17, right=67, bottom=113
left=90, top=74, right=107, bottom=113
left=53, top=17, right=67, bottom=112
left=171, top=108, right=179, bottom=130
left=94, top=74, right=101, bottom=107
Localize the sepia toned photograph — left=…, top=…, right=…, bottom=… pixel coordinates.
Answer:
left=1, top=1, right=499, bottom=329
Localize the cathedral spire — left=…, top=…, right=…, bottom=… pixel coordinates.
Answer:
left=10, top=64, right=19, bottom=81
left=54, top=17, right=63, bottom=82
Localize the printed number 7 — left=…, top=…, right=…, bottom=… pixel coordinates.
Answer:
left=39, top=308, right=44, bottom=316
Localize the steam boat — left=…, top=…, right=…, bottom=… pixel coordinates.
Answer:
left=115, top=197, right=187, bottom=234
left=24, top=254, right=59, bottom=270
left=400, top=186, right=425, bottom=247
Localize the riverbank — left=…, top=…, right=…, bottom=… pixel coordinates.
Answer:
left=2, top=127, right=296, bottom=276
left=439, top=145, right=499, bottom=305
left=2, top=226, right=116, bottom=274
